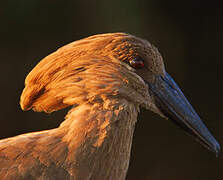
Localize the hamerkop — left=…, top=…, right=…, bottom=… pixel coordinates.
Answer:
left=0, top=33, right=220, bottom=180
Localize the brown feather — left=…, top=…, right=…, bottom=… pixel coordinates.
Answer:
left=1, top=32, right=165, bottom=180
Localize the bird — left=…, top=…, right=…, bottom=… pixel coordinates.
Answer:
left=0, top=32, right=220, bottom=180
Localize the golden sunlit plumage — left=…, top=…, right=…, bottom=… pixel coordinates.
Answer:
left=0, top=33, right=220, bottom=180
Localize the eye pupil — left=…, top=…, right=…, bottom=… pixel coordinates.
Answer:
left=129, top=59, right=144, bottom=68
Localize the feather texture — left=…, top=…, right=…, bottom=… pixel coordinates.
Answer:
left=0, top=32, right=165, bottom=180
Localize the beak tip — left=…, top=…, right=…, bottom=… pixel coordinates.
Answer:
left=214, top=142, right=221, bottom=157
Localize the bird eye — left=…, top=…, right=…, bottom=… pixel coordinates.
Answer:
left=129, top=58, right=144, bottom=69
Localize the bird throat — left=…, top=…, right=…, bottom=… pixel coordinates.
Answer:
left=59, top=99, right=138, bottom=180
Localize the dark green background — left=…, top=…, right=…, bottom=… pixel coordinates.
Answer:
left=0, top=0, right=222, bottom=179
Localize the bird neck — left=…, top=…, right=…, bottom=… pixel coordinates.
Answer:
left=59, top=99, right=139, bottom=180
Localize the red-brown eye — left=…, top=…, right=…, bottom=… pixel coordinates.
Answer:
left=129, top=58, right=144, bottom=69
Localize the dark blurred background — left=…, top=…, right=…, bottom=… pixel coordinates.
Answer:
left=0, top=0, right=223, bottom=179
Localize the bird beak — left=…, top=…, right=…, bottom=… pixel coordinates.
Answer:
left=148, top=72, right=220, bottom=156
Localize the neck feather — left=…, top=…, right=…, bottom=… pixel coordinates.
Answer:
left=59, top=98, right=139, bottom=180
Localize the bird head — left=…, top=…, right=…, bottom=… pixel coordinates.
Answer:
left=20, top=32, right=220, bottom=156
